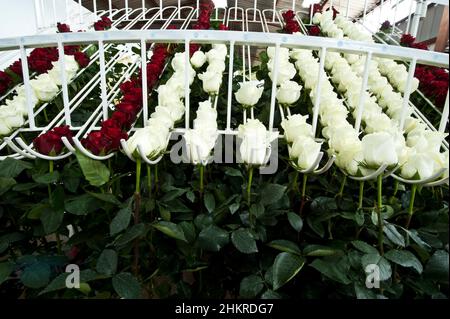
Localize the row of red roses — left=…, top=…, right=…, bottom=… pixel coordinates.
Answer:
left=32, top=3, right=218, bottom=156
left=281, top=10, right=301, bottom=34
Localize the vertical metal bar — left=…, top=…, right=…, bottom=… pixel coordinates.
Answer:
left=178, top=0, right=181, bottom=19
left=312, top=47, right=327, bottom=137
left=65, top=0, right=69, bottom=22
left=19, top=44, right=35, bottom=129
left=406, top=0, right=414, bottom=34
left=273, top=0, right=276, bottom=22
left=78, top=0, right=83, bottom=25
left=378, top=0, right=384, bottom=27
left=160, top=0, right=163, bottom=19
left=254, top=0, right=258, bottom=22
left=52, top=0, right=57, bottom=26
left=346, top=0, right=350, bottom=18
left=142, top=0, right=146, bottom=19
left=268, top=43, right=280, bottom=131
left=235, top=0, right=238, bottom=20
left=363, top=0, right=368, bottom=24
left=184, top=39, right=190, bottom=129
left=33, top=0, right=40, bottom=30
left=391, top=0, right=398, bottom=35
left=40, top=0, right=46, bottom=28
left=98, top=40, right=109, bottom=121
left=140, top=38, right=148, bottom=126
left=125, top=0, right=129, bottom=19
left=226, top=41, right=235, bottom=131
left=197, top=0, right=199, bottom=18
left=439, top=91, right=449, bottom=133
left=109, top=0, right=113, bottom=18
left=399, top=58, right=417, bottom=131
left=93, top=0, right=97, bottom=16
left=354, top=52, right=372, bottom=133
left=292, top=0, right=295, bottom=11
left=57, top=39, right=72, bottom=126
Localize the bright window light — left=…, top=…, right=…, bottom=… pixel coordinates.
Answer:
left=302, top=0, right=320, bottom=8
left=212, top=0, right=227, bottom=8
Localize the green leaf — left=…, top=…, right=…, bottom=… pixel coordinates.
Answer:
left=267, top=240, right=301, bottom=255
left=383, top=223, right=405, bottom=247
left=261, top=290, right=282, bottom=299
left=361, top=253, right=392, bottom=281
left=114, top=224, right=146, bottom=247
left=231, top=228, right=258, bottom=254
left=40, top=207, right=64, bottom=234
left=76, top=151, right=110, bottom=187
left=112, top=272, right=141, bottom=299
left=352, top=240, right=379, bottom=255
left=110, top=206, right=132, bottom=236
left=239, top=275, right=264, bottom=298
left=20, top=262, right=51, bottom=289
left=0, top=158, right=32, bottom=178
left=384, top=249, right=423, bottom=274
left=96, top=249, right=118, bottom=276
left=65, top=194, right=99, bottom=215
left=425, top=250, right=449, bottom=283
left=303, top=245, right=344, bottom=257
left=186, top=191, right=195, bottom=203
left=88, top=192, right=121, bottom=205
left=309, top=258, right=351, bottom=285
left=272, top=252, right=305, bottom=290
left=225, top=167, right=242, bottom=177
left=161, top=188, right=187, bottom=202
left=198, top=225, right=229, bottom=252
left=229, top=202, right=240, bottom=215
left=260, top=184, right=286, bottom=205
left=287, top=212, right=303, bottom=232
left=204, top=192, right=216, bottom=213
left=152, top=221, right=187, bottom=242
left=32, top=171, right=60, bottom=184
left=0, top=262, right=14, bottom=285
left=39, top=269, right=99, bottom=295
left=0, top=177, right=16, bottom=196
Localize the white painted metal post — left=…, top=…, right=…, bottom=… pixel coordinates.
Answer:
left=399, top=58, right=417, bottom=131
left=268, top=43, right=280, bottom=131
left=184, top=39, right=190, bottom=129
left=226, top=41, right=235, bottom=131
left=140, top=38, right=148, bottom=126
left=19, top=44, right=35, bottom=129
left=439, top=91, right=449, bottom=134
left=98, top=40, right=109, bottom=121
left=57, top=39, right=72, bottom=126
left=312, top=47, right=327, bottom=136
left=355, top=52, right=372, bottom=133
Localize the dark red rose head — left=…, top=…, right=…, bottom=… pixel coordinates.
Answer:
left=285, top=20, right=300, bottom=34
left=311, top=4, right=323, bottom=15
left=9, top=60, right=23, bottom=78
left=309, top=25, right=321, bottom=36
left=400, top=34, right=416, bottom=47
left=380, top=20, right=392, bottom=31
left=116, top=102, right=139, bottom=122
left=100, top=126, right=128, bottom=151
left=411, top=42, right=428, bottom=50
left=0, top=71, right=12, bottom=95
left=81, top=131, right=104, bottom=155
left=74, top=51, right=90, bottom=68
left=111, top=111, right=131, bottom=130
left=218, top=23, right=229, bottom=31
left=33, top=131, right=63, bottom=155
left=282, top=10, right=296, bottom=21
left=57, top=22, right=71, bottom=33
left=101, top=16, right=112, bottom=28
left=64, top=45, right=80, bottom=55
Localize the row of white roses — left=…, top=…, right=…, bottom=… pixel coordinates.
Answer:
left=0, top=55, right=80, bottom=136
left=316, top=10, right=448, bottom=180
left=184, top=45, right=228, bottom=165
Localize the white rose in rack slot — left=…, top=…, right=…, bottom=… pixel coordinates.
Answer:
left=280, top=114, right=313, bottom=143
left=47, top=55, right=80, bottom=86
left=126, top=125, right=170, bottom=159
left=30, top=73, right=60, bottom=102
left=190, top=51, right=207, bottom=69
left=362, top=132, right=398, bottom=167
left=276, top=81, right=302, bottom=106
left=198, top=71, right=223, bottom=95
left=235, top=80, right=264, bottom=108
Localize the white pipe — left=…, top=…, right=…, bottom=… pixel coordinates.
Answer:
left=98, top=40, right=109, bottom=121
left=312, top=47, right=326, bottom=136
left=354, top=52, right=372, bottom=133
left=57, top=40, right=71, bottom=126
left=399, top=58, right=417, bottom=131
left=439, top=91, right=449, bottom=134
left=19, top=45, right=35, bottom=129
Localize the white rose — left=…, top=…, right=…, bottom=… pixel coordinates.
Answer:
left=48, top=55, right=80, bottom=85
left=0, top=106, right=24, bottom=129
left=190, top=51, right=206, bottom=69
left=238, top=119, right=278, bottom=165
left=158, top=84, right=183, bottom=106
left=312, top=12, right=322, bottom=25
left=30, top=74, right=59, bottom=102
left=267, top=47, right=290, bottom=61
left=400, top=152, right=437, bottom=180
left=127, top=126, right=170, bottom=158
left=5, top=96, right=28, bottom=117
left=164, top=76, right=189, bottom=99
left=289, top=137, right=322, bottom=170
left=269, top=60, right=296, bottom=85
left=281, top=114, right=312, bottom=143
left=235, top=80, right=264, bottom=107
left=150, top=107, right=175, bottom=128
left=207, top=60, right=226, bottom=73
left=290, top=49, right=313, bottom=61
left=362, top=132, right=398, bottom=167
left=396, top=77, right=419, bottom=94
left=407, top=130, right=447, bottom=153
left=171, top=52, right=188, bottom=72
left=194, top=100, right=217, bottom=128
left=335, top=144, right=364, bottom=175
left=276, top=81, right=302, bottom=105
left=212, top=44, right=228, bottom=60
left=15, top=85, right=38, bottom=108
left=198, top=71, right=223, bottom=95
left=183, top=129, right=217, bottom=164
left=328, top=129, right=360, bottom=153
left=0, top=117, right=11, bottom=136
left=206, top=48, right=227, bottom=63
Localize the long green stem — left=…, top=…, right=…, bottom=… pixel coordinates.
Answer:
left=337, top=175, right=347, bottom=197
left=247, top=166, right=254, bottom=227
left=376, top=174, right=384, bottom=256
left=135, top=158, right=141, bottom=195
left=405, top=184, right=417, bottom=229
left=154, top=164, right=159, bottom=194
left=199, top=165, right=204, bottom=196
left=293, top=171, right=299, bottom=193
left=301, top=174, right=308, bottom=198
left=147, top=165, right=152, bottom=195
left=133, top=158, right=142, bottom=276
left=358, top=181, right=365, bottom=209
left=393, top=180, right=399, bottom=197
left=48, top=161, right=61, bottom=255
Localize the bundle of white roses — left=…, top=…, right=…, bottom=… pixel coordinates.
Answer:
left=184, top=44, right=228, bottom=165
left=126, top=51, right=197, bottom=159
left=0, top=55, right=80, bottom=136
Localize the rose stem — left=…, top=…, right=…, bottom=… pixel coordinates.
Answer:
left=393, top=179, right=399, bottom=197
left=376, top=174, right=384, bottom=256
left=154, top=164, right=159, bottom=194
left=299, top=174, right=308, bottom=216
left=405, top=184, right=417, bottom=229
left=133, top=158, right=142, bottom=276
left=358, top=181, right=365, bottom=209
left=199, top=165, right=204, bottom=197
left=147, top=165, right=152, bottom=196
left=337, top=175, right=347, bottom=197
left=48, top=160, right=61, bottom=255
left=247, top=166, right=254, bottom=226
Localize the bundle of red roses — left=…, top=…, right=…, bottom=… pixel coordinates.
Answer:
left=309, top=25, right=321, bottom=36
left=33, top=125, right=73, bottom=155
left=192, top=0, right=214, bottom=30
left=57, top=22, right=71, bottom=33
left=415, top=66, right=449, bottom=108
left=0, top=71, right=12, bottom=95
left=282, top=10, right=300, bottom=34
left=93, top=16, right=113, bottom=31
left=28, top=47, right=59, bottom=74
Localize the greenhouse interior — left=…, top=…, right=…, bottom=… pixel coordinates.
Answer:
left=0, top=0, right=448, bottom=301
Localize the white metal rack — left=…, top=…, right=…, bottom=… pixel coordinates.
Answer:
left=0, top=1, right=448, bottom=187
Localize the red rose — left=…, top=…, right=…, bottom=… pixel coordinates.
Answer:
left=309, top=25, right=321, bottom=36
left=400, top=34, right=416, bottom=47
left=57, top=22, right=71, bottom=33
left=311, top=4, right=323, bottom=15
left=116, top=102, right=139, bottom=123
left=111, top=111, right=131, bottom=129
left=74, top=51, right=90, bottom=68
left=81, top=131, right=104, bottom=155
left=120, top=80, right=140, bottom=94
left=411, top=42, right=428, bottom=50
left=101, top=16, right=112, bottom=28
left=64, top=45, right=80, bottom=55
left=29, top=59, right=52, bottom=74
left=33, top=131, right=63, bottom=155
left=432, top=68, right=449, bottom=81
left=9, top=60, right=23, bottom=78
left=101, top=126, right=128, bottom=151
left=94, top=21, right=106, bottom=31
left=282, top=10, right=295, bottom=21
left=218, top=23, right=229, bottom=31
left=0, top=71, right=12, bottom=95
left=52, top=125, right=72, bottom=138
left=122, top=88, right=143, bottom=107
left=285, top=20, right=300, bottom=34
